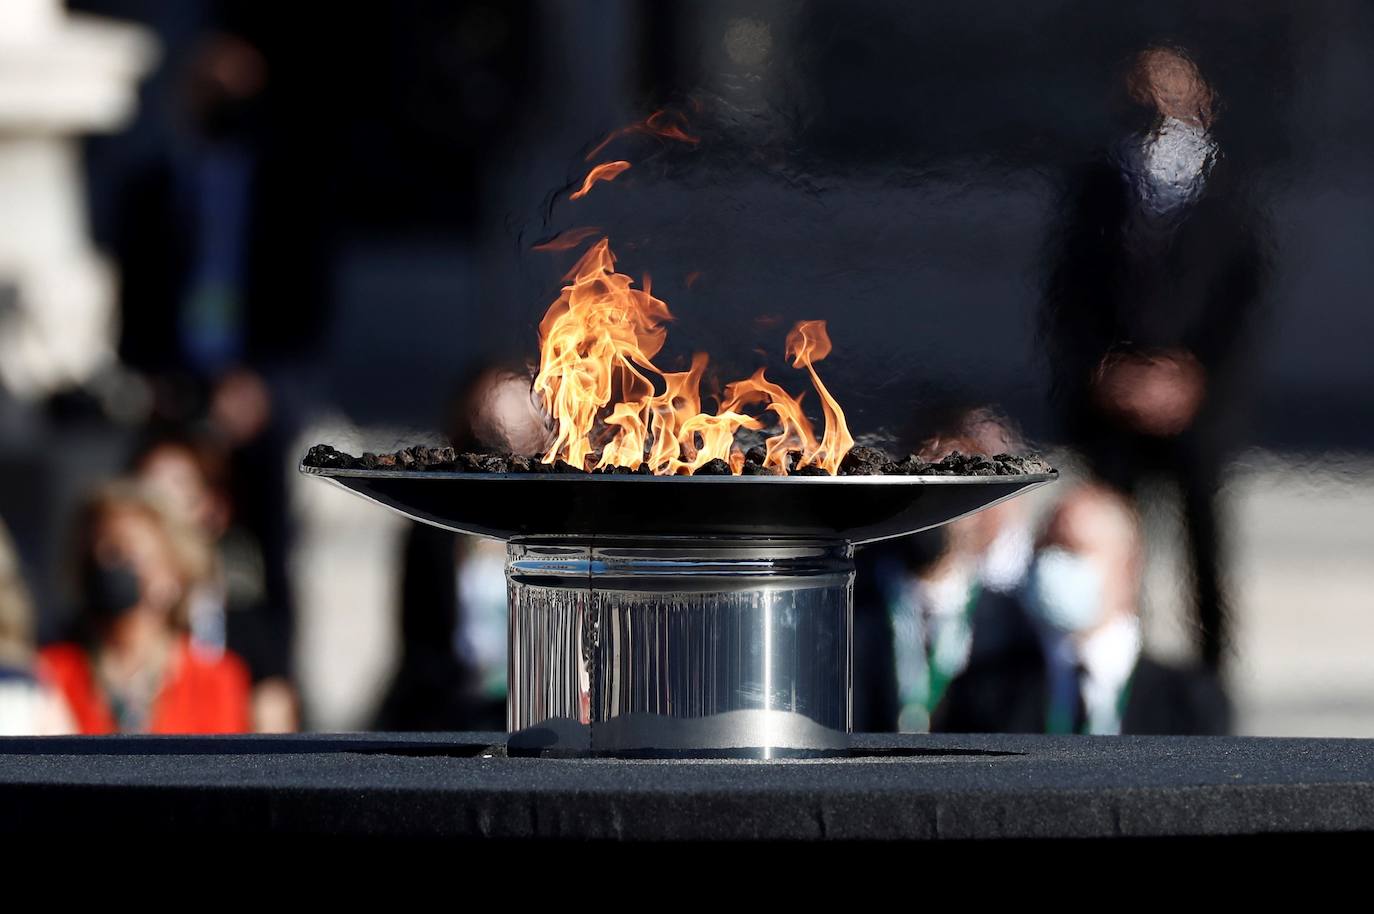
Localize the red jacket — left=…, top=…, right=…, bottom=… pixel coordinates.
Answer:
left=39, top=638, right=251, bottom=735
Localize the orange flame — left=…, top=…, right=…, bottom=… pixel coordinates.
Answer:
left=532, top=226, right=604, bottom=252
left=570, top=161, right=631, bottom=201
left=586, top=108, right=701, bottom=161
left=533, top=238, right=667, bottom=469
left=533, top=238, right=853, bottom=475
left=720, top=369, right=817, bottom=473
left=785, top=320, right=854, bottom=474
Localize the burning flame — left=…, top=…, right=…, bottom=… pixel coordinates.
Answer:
left=785, top=320, right=854, bottom=474
left=586, top=108, right=701, bottom=161
left=532, top=238, right=853, bottom=475
left=570, top=161, right=631, bottom=201
left=531, top=226, right=604, bottom=252
left=569, top=107, right=698, bottom=204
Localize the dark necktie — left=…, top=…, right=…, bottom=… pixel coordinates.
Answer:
left=1071, top=662, right=1089, bottom=734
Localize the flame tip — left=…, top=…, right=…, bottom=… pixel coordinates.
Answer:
left=570, top=161, right=631, bottom=201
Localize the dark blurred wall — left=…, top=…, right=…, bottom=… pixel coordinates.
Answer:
left=491, top=0, right=1371, bottom=451
left=78, top=0, right=1374, bottom=448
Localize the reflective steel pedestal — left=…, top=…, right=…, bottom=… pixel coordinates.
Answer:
left=506, top=540, right=853, bottom=757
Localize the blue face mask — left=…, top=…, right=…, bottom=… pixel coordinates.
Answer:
left=1024, top=547, right=1104, bottom=634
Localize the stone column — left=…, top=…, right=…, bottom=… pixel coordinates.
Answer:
left=0, top=0, right=156, bottom=400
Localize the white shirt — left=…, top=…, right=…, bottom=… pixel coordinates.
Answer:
left=1077, top=616, right=1143, bottom=736
left=1039, top=615, right=1142, bottom=736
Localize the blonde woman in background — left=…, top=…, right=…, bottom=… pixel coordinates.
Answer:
left=38, top=483, right=251, bottom=734
left=0, top=519, right=75, bottom=735
left=133, top=432, right=299, bottom=732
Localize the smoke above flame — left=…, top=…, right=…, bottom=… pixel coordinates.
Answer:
left=532, top=237, right=853, bottom=475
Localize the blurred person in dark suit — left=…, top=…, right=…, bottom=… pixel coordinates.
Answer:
left=111, top=21, right=323, bottom=390
left=853, top=405, right=1037, bottom=732
left=1042, top=46, right=1268, bottom=674
left=106, top=4, right=538, bottom=678
left=108, top=2, right=534, bottom=398
left=376, top=365, right=547, bottom=731
left=375, top=527, right=509, bottom=732
left=932, top=483, right=1230, bottom=736
left=133, top=428, right=297, bottom=731
left=107, top=20, right=302, bottom=689
left=38, top=483, right=251, bottom=734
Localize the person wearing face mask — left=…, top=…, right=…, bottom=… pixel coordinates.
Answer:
left=1041, top=45, right=1269, bottom=675
left=931, top=484, right=1230, bottom=736
left=852, top=406, right=1038, bottom=732
left=132, top=429, right=299, bottom=732
left=37, top=483, right=251, bottom=734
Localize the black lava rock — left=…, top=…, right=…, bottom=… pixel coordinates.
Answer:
left=881, top=456, right=928, bottom=475
left=303, top=445, right=355, bottom=469
left=302, top=443, right=1054, bottom=480
left=839, top=445, right=892, bottom=476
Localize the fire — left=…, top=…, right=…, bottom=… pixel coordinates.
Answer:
left=569, top=107, right=698, bottom=204
left=531, top=226, right=604, bottom=252
left=586, top=108, right=700, bottom=161
left=533, top=238, right=668, bottom=470
left=570, top=161, right=631, bottom=201
left=532, top=238, right=853, bottom=475
left=785, top=320, right=854, bottom=474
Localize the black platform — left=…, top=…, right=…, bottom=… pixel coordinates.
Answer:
left=1, top=732, right=1371, bottom=841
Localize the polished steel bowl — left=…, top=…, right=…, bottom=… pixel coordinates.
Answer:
left=298, top=464, right=1057, bottom=544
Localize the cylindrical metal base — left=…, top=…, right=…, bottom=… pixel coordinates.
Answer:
left=506, top=540, right=853, bottom=757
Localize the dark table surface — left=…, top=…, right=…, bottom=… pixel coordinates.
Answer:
left=2, top=731, right=1372, bottom=840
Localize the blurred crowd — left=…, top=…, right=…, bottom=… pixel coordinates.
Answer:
left=0, top=5, right=1266, bottom=738
left=852, top=406, right=1229, bottom=736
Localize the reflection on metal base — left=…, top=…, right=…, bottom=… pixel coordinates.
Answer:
left=508, top=709, right=850, bottom=758
left=507, top=540, right=853, bottom=758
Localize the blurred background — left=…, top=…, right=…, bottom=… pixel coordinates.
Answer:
left=0, top=0, right=1370, bottom=737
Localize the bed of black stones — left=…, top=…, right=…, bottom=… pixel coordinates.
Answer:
left=303, top=443, right=1053, bottom=478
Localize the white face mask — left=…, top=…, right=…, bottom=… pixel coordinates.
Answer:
left=1120, top=117, right=1217, bottom=221
left=1024, top=547, right=1105, bottom=634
